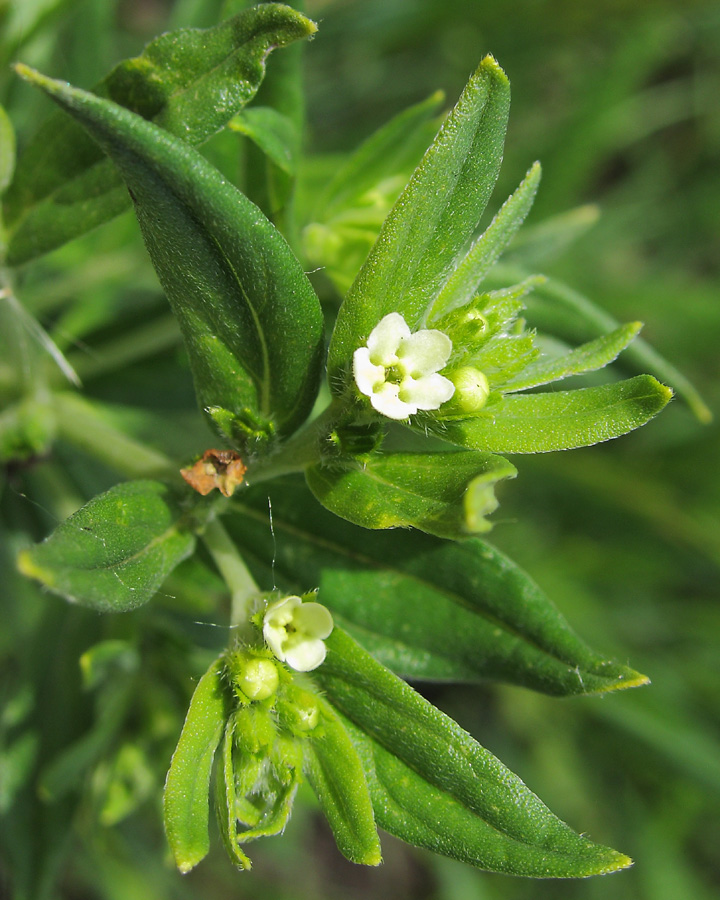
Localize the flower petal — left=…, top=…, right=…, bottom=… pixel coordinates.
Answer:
left=293, top=602, right=334, bottom=640
left=397, top=328, right=453, bottom=376
left=367, top=312, right=410, bottom=365
left=399, top=373, right=455, bottom=410
left=370, top=382, right=417, bottom=420
left=285, top=639, right=327, bottom=672
left=353, top=347, right=385, bottom=397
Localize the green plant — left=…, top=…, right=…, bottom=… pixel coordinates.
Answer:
left=0, top=1, right=709, bottom=893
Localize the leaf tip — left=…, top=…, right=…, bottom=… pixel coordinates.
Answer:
left=598, top=851, right=634, bottom=875
left=477, top=54, right=510, bottom=86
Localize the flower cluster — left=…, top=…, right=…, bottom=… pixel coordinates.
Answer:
left=262, top=595, right=334, bottom=672
left=353, top=312, right=455, bottom=420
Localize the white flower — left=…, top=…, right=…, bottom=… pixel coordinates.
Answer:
left=353, top=313, right=455, bottom=420
left=262, top=596, right=334, bottom=672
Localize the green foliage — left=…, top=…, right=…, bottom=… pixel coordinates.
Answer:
left=1, top=1, right=715, bottom=897
left=17, top=480, right=197, bottom=612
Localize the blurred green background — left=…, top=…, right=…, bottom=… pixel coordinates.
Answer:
left=1, top=0, right=718, bottom=898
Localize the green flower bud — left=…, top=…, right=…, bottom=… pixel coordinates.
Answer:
left=448, top=366, right=490, bottom=413
left=236, top=658, right=279, bottom=701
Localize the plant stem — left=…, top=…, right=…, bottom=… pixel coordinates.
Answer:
left=202, top=517, right=260, bottom=636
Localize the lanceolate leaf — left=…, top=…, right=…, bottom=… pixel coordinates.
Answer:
left=500, top=321, right=643, bottom=392
left=427, top=161, right=542, bottom=322
left=5, top=4, right=317, bottom=264
left=315, top=629, right=632, bottom=878
left=306, top=451, right=516, bottom=539
left=164, top=657, right=228, bottom=874
left=18, top=67, right=324, bottom=446
left=433, top=375, right=672, bottom=453
left=328, top=56, right=510, bottom=385
left=0, top=103, right=16, bottom=196
left=317, top=90, right=444, bottom=220
left=230, top=478, right=647, bottom=696
left=17, top=480, right=196, bottom=612
left=305, top=697, right=381, bottom=866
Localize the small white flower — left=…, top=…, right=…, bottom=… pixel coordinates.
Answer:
left=353, top=313, right=455, bottom=420
left=262, top=596, right=334, bottom=672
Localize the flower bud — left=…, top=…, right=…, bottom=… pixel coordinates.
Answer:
left=448, top=367, right=490, bottom=413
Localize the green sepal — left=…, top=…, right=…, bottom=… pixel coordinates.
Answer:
left=5, top=4, right=317, bottom=264
left=306, top=451, right=516, bottom=539
left=17, top=66, right=324, bottom=448
left=17, top=480, right=196, bottom=612
left=431, top=375, right=673, bottom=453
left=304, top=696, right=382, bottom=866
left=427, top=161, right=541, bottom=322
left=164, top=656, right=229, bottom=874
left=328, top=56, right=510, bottom=385
left=500, top=322, right=643, bottom=391
left=231, top=478, right=649, bottom=696
left=214, top=715, right=253, bottom=870
left=314, top=629, right=632, bottom=878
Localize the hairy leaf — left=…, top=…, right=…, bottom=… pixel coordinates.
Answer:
left=17, top=480, right=196, bottom=612
left=18, top=67, right=324, bottom=446
left=5, top=4, right=317, bottom=264
left=305, top=697, right=381, bottom=865
left=315, top=629, right=632, bottom=877
left=427, top=161, right=541, bottom=321
left=306, top=451, right=516, bottom=539
left=164, top=657, right=228, bottom=873
left=230, top=478, right=647, bottom=696
left=433, top=375, right=672, bottom=453
left=328, top=56, right=510, bottom=384
left=500, top=322, right=642, bottom=392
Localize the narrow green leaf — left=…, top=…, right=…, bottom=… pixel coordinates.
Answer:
left=0, top=103, right=16, bottom=196
left=318, top=90, right=444, bottom=219
left=18, top=68, right=324, bottom=446
left=495, top=266, right=712, bottom=423
left=214, top=716, right=252, bottom=869
left=305, top=697, right=381, bottom=866
left=164, top=657, right=228, bottom=874
left=500, top=322, right=642, bottom=392
left=17, top=480, right=196, bottom=612
left=229, top=107, right=299, bottom=176
left=315, top=629, right=631, bottom=877
left=427, top=161, right=541, bottom=322
left=433, top=375, right=672, bottom=453
left=306, top=451, right=516, bottom=539
left=5, top=4, right=317, bottom=264
left=231, top=478, right=648, bottom=696
left=328, top=57, right=510, bottom=385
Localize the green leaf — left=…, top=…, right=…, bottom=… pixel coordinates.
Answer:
left=231, top=478, right=648, bottom=696
left=433, top=375, right=672, bottom=454
left=304, top=696, right=381, bottom=866
left=229, top=106, right=299, bottom=176
left=495, top=266, right=712, bottom=423
left=215, top=716, right=252, bottom=870
left=164, top=656, right=228, bottom=874
left=315, top=629, right=632, bottom=877
left=427, top=161, right=541, bottom=322
left=500, top=321, right=642, bottom=392
left=328, top=56, right=510, bottom=385
left=0, top=103, right=15, bottom=197
left=306, top=451, right=516, bottom=539
left=18, top=68, right=324, bottom=446
left=317, top=90, right=444, bottom=220
left=17, top=480, right=196, bottom=612
left=5, top=4, right=317, bottom=264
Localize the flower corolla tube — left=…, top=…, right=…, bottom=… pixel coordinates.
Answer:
left=353, top=312, right=455, bottom=420
left=263, top=595, right=334, bottom=672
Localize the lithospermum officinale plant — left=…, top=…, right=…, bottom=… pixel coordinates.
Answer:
left=4, top=0, right=708, bottom=884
